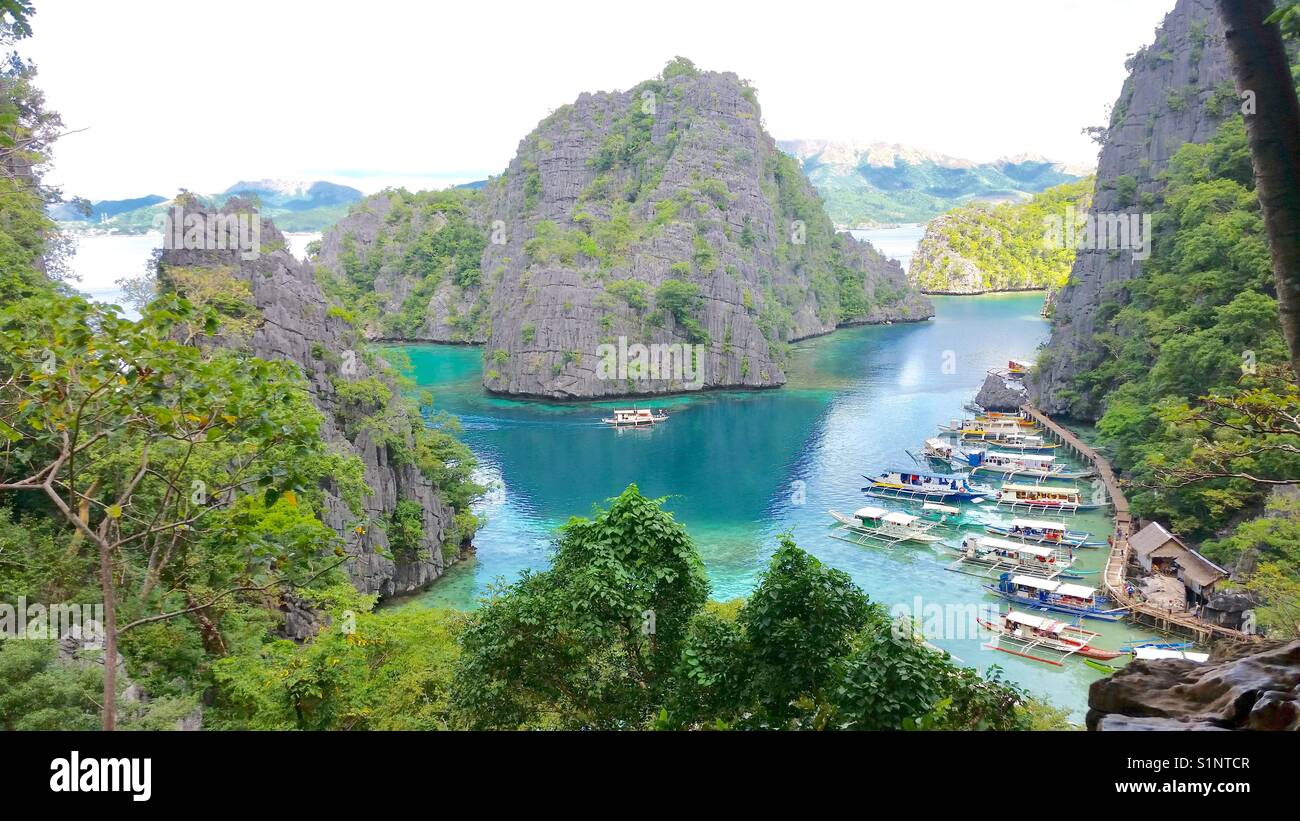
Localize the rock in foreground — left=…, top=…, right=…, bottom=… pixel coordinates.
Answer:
left=1088, top=640, right=1300, bottom=731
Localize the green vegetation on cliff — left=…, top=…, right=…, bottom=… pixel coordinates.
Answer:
left=1058, top=112, right=1300, bottom=634
left=909, top=178, right=1092, bottom=294
left=316, top=187, right=487, bottom=340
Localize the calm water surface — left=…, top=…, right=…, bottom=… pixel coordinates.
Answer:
left=392, top=293, right=1163, bottom=720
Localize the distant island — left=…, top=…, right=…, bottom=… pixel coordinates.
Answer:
left=779, top=140, right=1090, bottom=227
left=908, top=178, right=1093, bottom=295
left=52, top=179, right=364, bottom=234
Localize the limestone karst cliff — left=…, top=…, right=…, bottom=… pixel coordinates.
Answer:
left=1029, top=0, right=1234, bottom=417
left=314, top=59, right=933, bottom=400
left=478, top=61, right=932, bottom=399
left=158, top=198, right=473, bottom=598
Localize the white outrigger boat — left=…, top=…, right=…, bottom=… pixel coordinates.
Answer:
left=984, top=518, right=1107, bottom=548
left=827, top=506, right=943, bottom=546
left=995, top=483, right=1107, bottom=513
left=916, top=437, right=961, bottom=466
left=953, top=449, right=1093, bottom=482
left=947, top=534, right=1083, bottom=579
left=978, top=610, right=1122, bottom=666
left=939, top=417, right=1038, bottom=438
left=601, top=408, right=668, bottom=427
left=984, top=573, right=1127, bottom=622
left=916, top=501, right=974, bottom=528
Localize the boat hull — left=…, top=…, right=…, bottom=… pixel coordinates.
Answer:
left=981, top=586, right=1127, bottom=622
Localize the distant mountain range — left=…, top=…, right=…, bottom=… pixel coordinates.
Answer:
left=53, top=179, right=366, bottom=233
left=778, top=140, right=1091, bottom=227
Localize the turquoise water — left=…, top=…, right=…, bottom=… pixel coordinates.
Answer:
left=392, top=293, right=1161, bottom=720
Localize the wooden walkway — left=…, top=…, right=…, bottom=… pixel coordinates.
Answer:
left=1020, top=404, right=1251, bottom=643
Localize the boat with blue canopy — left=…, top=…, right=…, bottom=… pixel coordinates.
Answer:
left=862, top=469, right=995, bottom=503
left=984, top=573, right=1127, bottom=622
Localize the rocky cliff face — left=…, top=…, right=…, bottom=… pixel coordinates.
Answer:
left=477, top=61, right=932, bottom=399
left=1088, top=639, right=1300, bottom=730
left=1030, top=0, right=1234, bottom=417
left=314, top=188, right=489, bottom=343
left=158, top=199, right=463, bottom=597
left=909, top=212, right=997, bottom=294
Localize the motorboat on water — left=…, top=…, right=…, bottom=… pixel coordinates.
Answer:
left=827, top=506, right=943, bottom=546
left=983, top=573, right=1127, bottom=622
left=984, top=518, right=1107, bottom=548
left=601, top=408, right=668, bottom=427
left=862, top=469, right=995, bottom=503
left=978, top=609, right=1122, bottom=666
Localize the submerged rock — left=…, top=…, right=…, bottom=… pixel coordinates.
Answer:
left=1088, top=640, right=1300, bottom=731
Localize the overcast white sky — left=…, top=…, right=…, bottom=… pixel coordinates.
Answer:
left=23, top=0, right=1176, bottom=201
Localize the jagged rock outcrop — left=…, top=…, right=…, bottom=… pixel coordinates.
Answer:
left=476, top=61, right=932, bottom=399
left=314, top=189, right=490, bottom=343
left=159, top=198, right=462, bottom=597
left=973, top=371, right=1028, bottom=412
left=1088, top=640, right=1300, bottom=731
left=1030, top=0, right=1234, bottom=417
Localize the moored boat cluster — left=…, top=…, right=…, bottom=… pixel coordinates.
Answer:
left=824, top=383, right=1182, bottom=669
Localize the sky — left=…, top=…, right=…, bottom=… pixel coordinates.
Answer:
left=23, top=0, right=1177, bottom=201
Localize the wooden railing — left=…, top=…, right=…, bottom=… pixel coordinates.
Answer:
left=1019, top=404, right=1252, bottom=643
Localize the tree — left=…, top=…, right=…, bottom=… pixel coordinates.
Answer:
left=0, top=293, right=363, bottom=729
left=1216, top=0, right=1300, bottom=378
left=452, top=484, right=709, bottom=729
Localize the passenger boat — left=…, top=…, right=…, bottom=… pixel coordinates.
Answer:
left=916, top=501, right=973, bottom=528
left=969, top=431, right=1059, bottom=453
left=995, top=483, right=1107, bottom=512
left=979, top=408, right=1036, bottom=426
left=940, top=418, right=1037, bottom=437
left=984, top=573, right=1127, bottom=621
left=827, top=507, right=943, bottom=546
left=600, top=408, right=668, bottom=427
left=1006, top=359, right=1034, bottom=377
left=984, top=518, right=1107, bottom=548
left=862, top=469, right=995, bottom=503
left=954, top=449, right=1093, bottom=482
left=947, top=534, right=1078, bottom=579
left=918, top=436, right=961, bottom=465
left=978, top=610, right=1122, bottom=665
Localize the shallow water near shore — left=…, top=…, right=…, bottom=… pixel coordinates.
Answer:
left=392, top=293, right=1164, bottom=721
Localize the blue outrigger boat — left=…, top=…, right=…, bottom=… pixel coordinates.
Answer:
left=862, top=469, right=995, bottom=503
left=984, top=573, right=1128, bottom=622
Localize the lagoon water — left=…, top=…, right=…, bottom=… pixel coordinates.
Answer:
left=68, top=228, right=1159, bottom=719
left=393, top=289, right=1162, bottom=720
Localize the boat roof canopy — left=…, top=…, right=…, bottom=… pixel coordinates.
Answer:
left=853, top=506, right=888, bottom=520
left=980, top=536, right=1054, bottom=557
left=990, top=451, right=1054, bottom=463
left=1010, top=518, right=1067, bottom=531
left=882, top=511, right=918, bottom=526
left=1055, top=583, right=1097, bottom=599
left=925, top=437, right=950, bottom=449
left=1011, top=575, right=1058, bottom=591
left=1005, top=611, right=1062, bottom=631
left=1002, top=483, right=1080, bottom=496
left=1133, top=647, right=1209, bottom=662
left=922, top=502, right=960, bottom=514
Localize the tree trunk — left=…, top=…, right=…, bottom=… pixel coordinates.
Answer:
left=1217, top=0, right=1300, bottom=379
left=99, top=539, right=117, bottom=731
